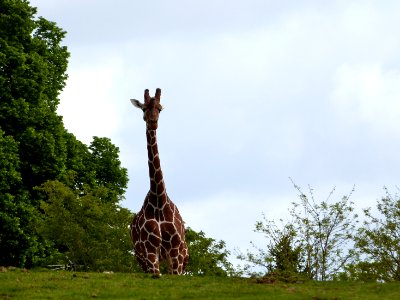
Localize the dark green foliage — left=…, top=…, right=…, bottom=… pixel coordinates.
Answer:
left=0, top=0, right=70, bottom=266
left=87, top=137, right=128, bottom=203
left=62, top=132, right=92, bottom=189
left=269, top=233, right=302, bottom=275
left=337, top=261, right=384, bottom=282
left=184, top=228, right=234, bottom=276
left=0, top=128, right=42, bottom=267
left=0, top=190, right=38, bottom=267
left=62, top=135, right=128, bottom=203
left=0, top=129, right=20, bottom=192
left=0, top=0, right=69, bottom=192
left=37, top=180, right=138, bottom=272
left=0, top=0, right=129, bottom=268
left=237, top=216, right=303, bottom=280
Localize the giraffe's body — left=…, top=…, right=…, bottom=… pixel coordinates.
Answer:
left=130, top=89, right=188, bottom=275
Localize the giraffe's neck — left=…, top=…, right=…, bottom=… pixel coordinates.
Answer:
left=146, top=129, right=167, bottom=201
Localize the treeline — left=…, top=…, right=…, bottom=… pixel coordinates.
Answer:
left=237, top=181, right=400, bottom=282
left=0, top=0, right=129, bottom=268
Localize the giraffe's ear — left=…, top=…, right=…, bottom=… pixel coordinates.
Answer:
left=130, top=99, right=145, bottom=110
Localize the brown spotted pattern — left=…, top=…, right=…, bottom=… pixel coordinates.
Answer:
left=130, top=89, right=189, bottom=275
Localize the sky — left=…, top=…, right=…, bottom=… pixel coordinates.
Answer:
left=30, top=0, right=400, bottom=267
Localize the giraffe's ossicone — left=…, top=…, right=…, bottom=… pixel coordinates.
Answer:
left=129, top=88, right=189, bottom=275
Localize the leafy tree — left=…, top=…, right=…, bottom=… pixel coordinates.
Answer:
left=0, top=129, right=20, bottom=193
left=238, top=182, right=358, bottom=281
left=0, top=1, right=129, bottom=267
left=61, top=135, right=129, bottom=202
left=0, top=0, right=69, bottom=193
left=289, top=181, right=358, bottom=280
left=353, top=188, right=400, bottom=281
left=336, top=261, right=384, bottom=282
left=0, top=129, right=52, bottom=267
left=236, top=216, right=303, bottom=280
left=62, top=132, right=92, bottom=189
left=0, top=0, right=70, bottom=266
left=87, top=137, right=128, bottom=203
left=270, top=233, right=302, bottom=275
left=184, top=228, right=234, bottom=276
left=0, top=130, right=25, bottom=266
left=37, top=180, right=138, bottom=272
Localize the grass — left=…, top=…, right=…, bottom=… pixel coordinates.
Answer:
left=0, top=268, right=399, bottom=299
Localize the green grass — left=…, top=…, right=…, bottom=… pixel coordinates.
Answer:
left=0, top=268, right=399, bottom=299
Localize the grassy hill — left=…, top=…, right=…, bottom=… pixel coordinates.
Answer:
left=1, top=268, right=399, bottom=299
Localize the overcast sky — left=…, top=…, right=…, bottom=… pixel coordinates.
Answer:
left=31, top=0, right=400, bottom=266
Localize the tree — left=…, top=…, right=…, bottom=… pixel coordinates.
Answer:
left=0, top=130, right=20, bottom=194
left=87, top=137, right=128, bottom=203
left=236, top=216, right=303, bottom=280
left=0, top=0, right=70, bottom=266
left=0, top=1, right=69, bottom=193
left=0, top=128, right=52, bottom=267
left=37, top=180, right=138, bottom=272
left=267, top=228, right=302, bottom=276
left=289, top=181, right=358, bottom=280
left=184, top=228, right=233, bottom=276
left=238, top=181, right=358, bottom=281
left=0, top=130, right=26, bottom=266
left=0, top=1, right=129, bottom=267
left=62, top=132, right=92, bottom=189
left=61, top=135, right=129, bottom=202
left=354, top=188, right=400, bottom=281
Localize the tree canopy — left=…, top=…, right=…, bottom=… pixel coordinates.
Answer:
left=350, top=188, right=400, bottom=282
left=184, top=228, right=234, bottom=276
left=37, top=180, right=135, bottom=272
left=237, top=182, right=359, bottom=281
left=0, top=0, right=128, bottom=267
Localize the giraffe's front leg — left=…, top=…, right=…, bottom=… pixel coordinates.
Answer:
left=182, top=244, right=189, bottom=272
left=139, top=220, right=162, bottom=275
left=167, top=246, right=187, bottom=275
left=135, top=252, right=148, bottom=272
left=145, top=252, right=161, bottom=276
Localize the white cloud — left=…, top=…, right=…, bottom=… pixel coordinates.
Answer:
left=57, top=58, right=124, bottom=144
left=331, top=64, right=400, bottom=134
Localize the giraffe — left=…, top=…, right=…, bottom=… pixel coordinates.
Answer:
left=129, top=88, right=189, bottom=276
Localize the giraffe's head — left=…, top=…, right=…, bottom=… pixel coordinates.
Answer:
left=131, top=88, right=163, bottom=130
